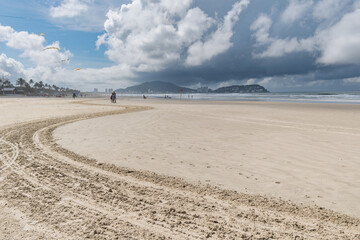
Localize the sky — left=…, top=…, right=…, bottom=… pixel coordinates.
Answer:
left=0, top=0, right=360, bottom=92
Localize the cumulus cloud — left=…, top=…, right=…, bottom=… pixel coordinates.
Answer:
left=317, top=9, right=360, bottom=65
left=0, top=25, right=44, bottom=54
left=280, top=0, right=313, bottom=24
left=48, top=0, right=112, bottom=31
left=0, top=23, right=142, bottom=90
left=2, top=0, right=359, bottom=91
left=50, top=0, right=92, bottom=18
left=0, top=24, right=72, bottom=68
left=158, top=0, right=193, bottom=16
left=0, top=53, right=25, bottom=78
left=251, top=14, right=315, bottom=58
left=244, top=78, right=256, bottom=85
left=251, top=3, right=360, bottom=66
left=97, top=0, right=249, bottom=71
left=177, top=8, right=215, bottom=45
left=185, top=0, right=250, bottom=66
left=258, top=77, right=272, bottom=86
left=250, top=14, right=272, bottom=44
left=258, top=38, right=314, bottom=58
left=97, top=0, right=195, bottom=71
left=0, top=24, right=74, bottom=86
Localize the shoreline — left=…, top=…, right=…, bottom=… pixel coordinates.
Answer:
left=3, top=93, right=360, bottom=105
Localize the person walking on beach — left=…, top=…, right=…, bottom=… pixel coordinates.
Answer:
left=111, top=91, right=116, bottom=103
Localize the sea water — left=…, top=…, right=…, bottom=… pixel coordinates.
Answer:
left=121, top=91, right=360, bottom=104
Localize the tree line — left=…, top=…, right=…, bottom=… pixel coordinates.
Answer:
left=0, top=77, right=79, bottom=95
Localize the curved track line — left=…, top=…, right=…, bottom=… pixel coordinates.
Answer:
left=0, top=100, right=359, bottom=239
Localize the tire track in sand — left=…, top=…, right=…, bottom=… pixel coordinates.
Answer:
left=0, top=100, right=359, bottom=239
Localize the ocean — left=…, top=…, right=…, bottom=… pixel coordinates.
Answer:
left=120, top=91, right=360, bottom=104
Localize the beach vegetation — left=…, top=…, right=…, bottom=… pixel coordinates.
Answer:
left=1, top=77, right=79, bottom=96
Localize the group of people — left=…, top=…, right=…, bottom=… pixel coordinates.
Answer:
left=110, top=91, right=117, bottom=103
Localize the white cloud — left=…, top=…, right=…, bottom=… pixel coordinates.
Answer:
left=251, top=14, right=315, bottom=58
left=316, top=9, right=360, bottom=65
left=50, top=0, right=91, bottom=18
left=0, top=25, right=72, bottom=68
left=355, top=0, right=360, bottom=9
left=26, top=64, right=135, bottom=90
left=97, top=0, right=249, bottom=70
left=159, top=0, right=193, bottom=16
left=0, top=25, right=14, bottom=42
left=97, top=0, right=195, bottom=71
left=343, top=76, right=360, bottom=83
left=177, top=8, right=215, bottom=45
left=0, top=25, right=44, bottom=53
left=0, top=53, right=25, bottom=78
left=312, top=0, right=348, bottom=20
left=0, top=23, right=147, bottom=91
left=0, top=24, right=77, bottom=87
left=250, top=14, right=272, bottom=44
left=258, top=77, right=272, bottom=85
left=251, top=5, right=360, bottom=66
left=258, top=37, right=314, bottom=58
left=185, top=0, right=250, bottom=66
left=245, top=78, right=256, bottom=85
left=48, top=0, right=112, bottom=31
left=281, top=0, right=313, bottom=24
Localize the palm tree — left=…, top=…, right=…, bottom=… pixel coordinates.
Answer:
left=3, top=80, right=13, bottom=87
left=29, top=79, right=34, bottom=86
left=24, top=82, right=31, bottom=89
left=16, top=78, right=26, bottom=88
left=38, top=81, right=44, bottom=89
left=0, top=75, right=5, bottom=86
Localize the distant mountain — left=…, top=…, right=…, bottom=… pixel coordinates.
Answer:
left=212, top=84, right=269, bottom=93
left=116, top=81, right=269, bottom=94
left=115, top=81, right=196, bottom=94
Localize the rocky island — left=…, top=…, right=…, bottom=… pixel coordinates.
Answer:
left=116, top=81, right=269, bottom=94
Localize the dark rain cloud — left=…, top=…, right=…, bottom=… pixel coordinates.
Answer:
left=129, top=0, right=360, bottom=91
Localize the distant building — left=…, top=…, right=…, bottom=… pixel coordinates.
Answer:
left=93, top=88, right=98, bottom=93
left=15, top=88, right=25, bottom=94
left=2, top=88, right=16, bottom=94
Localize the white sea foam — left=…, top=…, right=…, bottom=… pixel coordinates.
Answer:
left=120, top=91, right=360, bottom=104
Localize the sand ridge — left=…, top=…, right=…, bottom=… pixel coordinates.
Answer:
left=0, top=99, right=359, bottom=239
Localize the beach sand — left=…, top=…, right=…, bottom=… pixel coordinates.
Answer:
left=54, top=99, right=360, bottom=217
left=1, top=97, right=359, bottom=239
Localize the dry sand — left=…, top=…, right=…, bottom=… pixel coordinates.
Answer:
left=1, top=97, right=360, bottom=239
left=55, top=99, right=360, bottom=218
